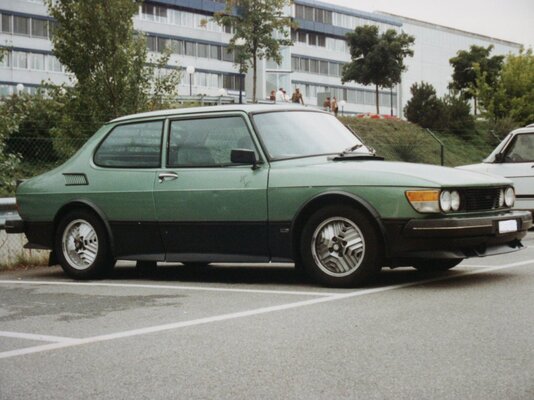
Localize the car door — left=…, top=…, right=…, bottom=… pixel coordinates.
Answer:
left=486, top=132, right=534, bottom=211
left=153, top=113, right=269, bottom=262
left=90, top=119, right=165, bottom=259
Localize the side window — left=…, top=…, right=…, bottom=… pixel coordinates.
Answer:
left=168, top=116, right=256, bottom=167
left=94, top=121, right=163, bottom=168
left=504, top=134, right=534, bottom=163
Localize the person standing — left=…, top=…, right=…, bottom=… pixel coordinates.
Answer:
left=275, top=88, right=286, bottom=103
left=291, top=88, right=304, bottom=105
left=331, top=97, right=339, bottom=116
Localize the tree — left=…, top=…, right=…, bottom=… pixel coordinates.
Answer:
left=441, top=93, right=475, bottom=136
left=342, top=25, right=414, bottom=114
left=404, top=82, right=445, bottom=129
left=449, top=45, right=504, bottom=115
left=213, top=0, right=294, bottom=102
left=45, top=0, right=181, bottom=134
left=477, top=48, right=534, bottom=126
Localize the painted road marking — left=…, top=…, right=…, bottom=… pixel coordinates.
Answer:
left=0, top=331, right=78, bottom=343
left=0, top=259, right=533, bottom=360
left=0, top=280, right=337, bottom=297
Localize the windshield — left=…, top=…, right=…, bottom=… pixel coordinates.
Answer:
left=252, top=111, right=370, bottom=160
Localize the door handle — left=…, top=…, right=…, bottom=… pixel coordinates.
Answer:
left=158, top=172, right=178, bottom=183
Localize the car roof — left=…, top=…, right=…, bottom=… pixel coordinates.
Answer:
left=511, top=127, right=534, bottom=135
left=110, top=104, right=314, bottom=123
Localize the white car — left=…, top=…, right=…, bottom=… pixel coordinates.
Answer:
left=459, top=126, right=534, bottom=214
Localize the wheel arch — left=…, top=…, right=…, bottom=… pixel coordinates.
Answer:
left=53, top=199, right=115, bottom=256
left=290, top=191, right=388, bottom=262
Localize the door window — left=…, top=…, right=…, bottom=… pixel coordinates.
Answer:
left=504, top=134, right=534, bottom=163
left=167, top=116, right=256, bottom=167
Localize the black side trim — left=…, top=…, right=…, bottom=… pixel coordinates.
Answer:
left=160, top=221, right=268, bottom=258
left=109, top=222, right=165, bottom=259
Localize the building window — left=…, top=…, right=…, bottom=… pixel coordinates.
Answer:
left=297, top=31, right=306, bottom=43
left=46, top=55, right=62, bottom=72
left=197, top=43, right=209, bottom=58
left=1, top=14, right=12, bottom=33
left=30, top=53, right=45, bottom=70
left=210, top=45, right=222, bottom=60
left=147, top=36, right=157, bottom=52
left=13, top=51, right=28, bottom=69
left=185, top=41, right=196, bottom=56
left=13, top=16, right=30, bottom=35
left=31, top=18, right=48, bottom=38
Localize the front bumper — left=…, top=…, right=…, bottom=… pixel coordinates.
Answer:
left=384, top=210, right=532, bottom=261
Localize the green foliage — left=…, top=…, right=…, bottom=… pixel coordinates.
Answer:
left=403, top=82, right=445, bottom=129
left=213, top=0, right=294, bottom=102
left=342, top=25, right=414, bottom=114
left=339, top=117, right=496, bottom=167
left=441, top=93, right=475, bottom=136
left=449, top=45, right=504, bottom=114
left=45, top=0, right=181, bottom=135
left=477, top=48, right=534, bottom=126
left=404, top=82, right=474, bottom=136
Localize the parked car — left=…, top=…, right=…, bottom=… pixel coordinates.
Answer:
left=459, top=126, right=534, bottom=215
left=5, top=105, right=532, bottom=287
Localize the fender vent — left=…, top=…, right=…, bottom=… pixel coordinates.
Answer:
left=63, top=173, right=88, bottom=186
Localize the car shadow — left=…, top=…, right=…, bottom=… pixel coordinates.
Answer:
left=9, top=263, right=514, bottom=291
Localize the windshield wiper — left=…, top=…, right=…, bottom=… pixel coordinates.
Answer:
left=340, top=144, right=363, bottom=155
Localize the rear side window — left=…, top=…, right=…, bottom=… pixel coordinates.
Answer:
left=94, top=121, right=163, bottom=168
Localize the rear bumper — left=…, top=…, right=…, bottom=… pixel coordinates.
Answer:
left=4, top=218, right=24, bottom=234
left=384, top=210, right=532, bottom=261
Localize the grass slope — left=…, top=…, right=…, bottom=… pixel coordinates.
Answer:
left=339, top=117, right=499, bottom=167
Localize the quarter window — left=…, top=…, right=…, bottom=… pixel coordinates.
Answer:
left=94, top=121, right=163, bottom=168
left=168, top=116, right=255, bottom=167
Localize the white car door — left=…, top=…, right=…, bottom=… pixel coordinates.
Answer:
left=485, top=132, right=534, bottom=211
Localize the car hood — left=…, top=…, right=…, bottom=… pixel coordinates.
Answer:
left=269, top=157, right=513, bottom=188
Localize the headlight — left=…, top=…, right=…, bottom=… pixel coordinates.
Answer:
left=406, top=190, right=440, bottom=213
left=498, top=189, right=505, bottom=207
left=504, top=187, right=515, bottom=207
left=440, top=190, right=452, bottom=212
left=450, top=190, right=461, bottom=211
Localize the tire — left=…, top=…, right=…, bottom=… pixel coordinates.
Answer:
left=55, top=209, right=113, bottom=279
left=412, top=259, right=462, bottom=272
left=300, top=205, right=382, bottom=288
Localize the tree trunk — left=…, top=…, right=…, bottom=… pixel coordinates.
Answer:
left=474, top=96, right=478, bottom=116
left=375, top=84, right=380, bottom=115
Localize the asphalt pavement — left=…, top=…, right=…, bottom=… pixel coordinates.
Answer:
left=1, top=232, right=533, bottom=399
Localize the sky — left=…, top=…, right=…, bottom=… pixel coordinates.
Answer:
left=323, top=0, right=534, bottom=49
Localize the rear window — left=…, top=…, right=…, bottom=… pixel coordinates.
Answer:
left=94, top=121, right=163, bottom=168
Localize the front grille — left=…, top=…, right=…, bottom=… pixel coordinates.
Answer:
left=462, top=187, right=501, bottom=212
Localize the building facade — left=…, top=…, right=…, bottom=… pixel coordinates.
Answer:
left=0, top=0, right=522, bottom=116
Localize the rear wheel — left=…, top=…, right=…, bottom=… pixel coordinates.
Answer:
left=412, top=259, right=462, bottom=272
left=55, top=209, right=113, bottom=279
left=300, top=205, right=382, bottom=287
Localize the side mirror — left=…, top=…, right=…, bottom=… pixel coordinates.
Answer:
left=231, top=149, right=259, bottom=168
left=494, top=153, right=505, bottom=163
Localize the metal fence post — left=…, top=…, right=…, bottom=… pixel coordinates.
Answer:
left=426, top=129, right=445, bottom=166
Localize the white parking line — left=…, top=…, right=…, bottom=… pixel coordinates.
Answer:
left=1, top=259, right=533, bottom=360
left=0, top=280, right=337, bottom=297
left=0, top=331, right=78, bottom=344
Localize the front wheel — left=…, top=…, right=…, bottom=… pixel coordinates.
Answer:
left=55, top=209, right=113, bottom=279
left=300, top=205, right=382, bottom=287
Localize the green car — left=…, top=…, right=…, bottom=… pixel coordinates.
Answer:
left=7, top=105, right=532, bottom=287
